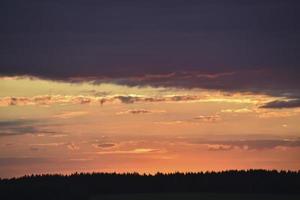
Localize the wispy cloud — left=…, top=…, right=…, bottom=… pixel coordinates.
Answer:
left=193, top=139, right=300, bottom=151
left=116, top=109, right=165, bottom=115
left=30, top=143, right=66, bottom=147
left=0, top=119, right=55, bottom=137
left=221, top=108, right=253, bottom=113
left=193, top=114, right=221, bottom=123
left=93, top=143, right=116, bottom=149
left=96, top=148, right=160, bottom=155
left=207, top=144, right=233, bottom=151
left=0, top=91, right=274, bottom=107
left=67, top=143, right=80, bottom=151
left=0, top=157, right=50, bottom=166
left=53, top=111, right=89, bottom=119
left=155, top=114, right=221, bottom=125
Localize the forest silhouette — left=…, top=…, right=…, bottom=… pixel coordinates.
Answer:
left=0, top=170, right=300, bottom=199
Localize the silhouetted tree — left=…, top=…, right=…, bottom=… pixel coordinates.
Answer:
left=0, top=170, right=299, bottom=200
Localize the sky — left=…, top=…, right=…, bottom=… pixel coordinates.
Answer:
left=0, top=0, right=300, bottom=178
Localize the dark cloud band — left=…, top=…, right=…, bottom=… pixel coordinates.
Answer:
left=260, top=99, right=300, bottom=109
left=1, top=0, right=299, bottom=102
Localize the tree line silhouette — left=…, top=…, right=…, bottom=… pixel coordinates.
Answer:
left=0, top=170, right=300, bottom=199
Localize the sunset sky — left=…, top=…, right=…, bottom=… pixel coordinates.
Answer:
left=0, top=0, right=300, bottom=178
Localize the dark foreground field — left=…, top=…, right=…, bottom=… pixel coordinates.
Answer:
left=92, top=193, right=300, bottom=200
left=1, top=170, right=300, bottom=200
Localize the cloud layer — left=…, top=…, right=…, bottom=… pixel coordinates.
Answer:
left=0, top=93, right=261, bottom=107
left=0, top=1, right=299, bottom=100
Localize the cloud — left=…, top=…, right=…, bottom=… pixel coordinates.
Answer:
left=30, top=143, right=65, bottom=147
left=49, top=134, right=68, bottom=138
left=0, top=119, right=55, bottom=137
left=116, top=109, right=151, bottom=115
left=0, top=0, right=299, bottom=100
left=67, top=143, right=80, bottom=151
left=193, top=114, right=221, bottom=123
left=194, top=139, right=300, bottom=151
left=116, top=109, right=165, bottom=115
left=0, top=95, right=105, bottom=107
left=221, top=108, right=253, bottom=113
left=1, top=71, right=300, bottom=109
left=1, top=75, right=292, bottom=108
left=93, top=69, right=300, bottom=101
left=68, top=158, right=93, bottom=162
left=260, top=99, right=300, bottom=109
left=155, top=120, right=185, bottom=125
left=0, top=94, right=214, bottom=107
left=96, top=148, right=160, bottom=155
left=0, top=119, right=35, bottom=127
left=0, top=157, right=50, bottom=166
left=29, top=142, right=80, bottom=151
left=29, top=147, right=39, bottom=151
left=155, top=114, right=222, bottom=125
left=207, top=144, right=233, bottom=151
left=53, top=111, right=89, bottom=119
left=258, top=111, right=298, bottom=118
left=93, top=143, right=116, bottom=149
